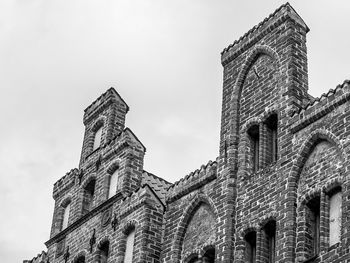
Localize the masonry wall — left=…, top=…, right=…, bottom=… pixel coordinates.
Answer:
left=47, top=186, right=164, bottom=263
left=161, top=159, right=236, bottom=263
left=50, top=133, right=145, bottom=238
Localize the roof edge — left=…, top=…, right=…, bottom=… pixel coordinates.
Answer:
left=221, top=3, right=309, bottom=58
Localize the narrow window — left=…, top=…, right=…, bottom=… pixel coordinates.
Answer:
left=82, top=179, right=96, bottom=215
left=245, top=231, right=257, bottom=263
left=124, top=228, right=135, bottom=263
left=93, top=126, right=103, bottom=151
left=329, top=189, right=342, bottom=246
left=265, top=114, right=278, bottom=163
left=75, top=256, right=85, bottom=263
left=108, top=170, right=119, bottom=198
left=61, top=202, right=71, bottom=230
left=188, top=256, right=199, bottom=263
left=263, top=221, right=276, bottom=263
left=98, top=241, right=109, bottom=263
left=203, top=248, right=215, bottom=263
left=306, top=196, right=320, bottom=256
left=248, top=125, right=260, bottom=172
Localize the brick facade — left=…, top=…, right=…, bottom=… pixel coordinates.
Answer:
left=24, top=3, right=350, bottom=263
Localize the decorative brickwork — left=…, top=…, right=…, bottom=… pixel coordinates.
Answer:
left=25, top=3, right=350, bottom=263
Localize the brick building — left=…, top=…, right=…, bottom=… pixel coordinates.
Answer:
left=25, top=3, right=350, bottom=263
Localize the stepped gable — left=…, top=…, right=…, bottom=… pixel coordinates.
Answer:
left=141, top=171, right=172, bottom=205
left=221, top=2, right=308, bottom=64
left=108, top=127, right=146, bottom=151
left=83, top=87, right=129, bottom=124
left=290, top=80, right=350, bottom=133
left=53, top=168, right=79, bottom=198
left=166, top=158, right=218, bottom=203
left=23, top=251, right=47, bottom=263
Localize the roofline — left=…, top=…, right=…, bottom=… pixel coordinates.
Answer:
left=143, top=170, right=172, bottom=185
left=84, top=87, right=130, bottom=113
left=221, top=2, right=309, bottom=57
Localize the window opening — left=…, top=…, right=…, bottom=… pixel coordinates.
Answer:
left=82, top=179, right=96, bottom=215
left=75, top=256, right=85, bottom=263
left=265, top=114, right=278, bottom=163
left=203, top=248, right=215, bottom=263
left=124, top=228, right=135, bottom=263
left=93, top=126, right=103, bottom=151
left=98, top=241, right=109, bottom=263
left=108, top=169, right=119, bottom=198
left=61, top=202, right=71, bottom=230
left=245, top=231, right=257, bottom=263
left=248, top=125, right=260, bottom=172
left=306, top=196, right=320, bottom=256
left=263, top=221, right=276, bottom=263
left=329, top=189, right=342, bottom=246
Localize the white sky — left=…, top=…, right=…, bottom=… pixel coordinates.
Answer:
left=0, top=1, right=349, bottom=262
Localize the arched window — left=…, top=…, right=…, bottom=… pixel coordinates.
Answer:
left=265, top=114, right=278, bottom=163
left=124, top=227, right=135, bottom=263
left=75, top=256, right=85, bottom=263
left=61, top=202, right=71, bottom=230
left=328, top=187, right=342, bottom=246
left=97, top=240, right=110, bottom=263
left=108, top=169, right=119, bottom=198
left=202, top=247, right=215, bottom=263
left=245, top=231, right=256, bottom=263
left=306, top=196, right=320, bottom=256
left=93, top=126, right=103, bottom=151
left=248, top=125, right=260, bottom=172
left=262, top=220, right=276, bottom=263
left=82, top=179, right=96, bottom=215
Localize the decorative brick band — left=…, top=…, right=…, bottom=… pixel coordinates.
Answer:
left=290, top=88, right=350, bottom=133
left=221, top=4, right=308, bottom=65
left=166, top=160, right=217, bottom=203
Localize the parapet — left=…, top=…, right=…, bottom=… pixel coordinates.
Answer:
left=221, top=2, right=309, bottom=65
left=23, top=251, right=47, bottom=263
left=166, top=159, right=218, bottom=203
left=290, top=80, right=350, bottom=133
left=83, top=87, right=129, bottom=125
left=53, top=168, right=80, bottom=199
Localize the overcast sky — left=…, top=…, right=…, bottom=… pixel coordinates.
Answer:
left=0, top=0, right=349, bottom=262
